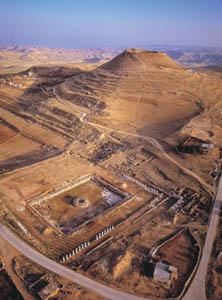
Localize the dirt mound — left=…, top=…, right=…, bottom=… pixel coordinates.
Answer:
left=60, top=48, right=200, bottom=138
left=57, top=48, right=222, bottom=142
left=99, top=48, right=183, bottom=71
left=113, top=251, right=132, bottom=279
left=180, top=72, right=222, bottom=147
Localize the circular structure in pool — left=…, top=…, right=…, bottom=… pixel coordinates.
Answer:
left=73, top=197, right=89, bottom=207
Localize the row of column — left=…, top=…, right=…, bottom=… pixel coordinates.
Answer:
left=17, top=220, right=28, bottom=234
left=95, top=225, right=115, bottom=240
left=124, top=173, right=163, bottom=198
left=62, top=241, right=90, bottom=262
left=62, top=225, right=115, bottom=262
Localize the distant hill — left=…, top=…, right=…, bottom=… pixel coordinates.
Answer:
left=100, top=48, right=183, bottom=71
left=0, top=45, right=120, bottom=63
left=166, top=50, right=222, bottom=67
left=56, top=48, right=200, bottom=140
left=54, top=47, right=222, bottom=145
left=0, top=45, right=222, bottom=74
left=0, top=46, right=120, bottom=73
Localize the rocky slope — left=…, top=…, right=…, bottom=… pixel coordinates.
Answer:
left=58, top=48, right=201, bottom=139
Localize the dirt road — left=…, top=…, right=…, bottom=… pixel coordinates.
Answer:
left=183, top=175, right=222, bottom=300
left=53, top=88, right=214, bottom=195
left=0, top=223, right=151, bottom=300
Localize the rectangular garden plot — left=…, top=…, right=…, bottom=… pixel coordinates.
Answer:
left=28, top=174, right=130, bottom=235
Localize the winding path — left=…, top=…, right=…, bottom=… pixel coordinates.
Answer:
left=0, top=176, right=221, bottom=300
left=0, top=87, right=218, bottom=300
left=53, top=87, right=214, bottom=194
left=183, top=175, right=222, bottom=300
left=0, top=174, right=221, bottom=300
left=0, top=223, right=150, bottom=300
left=53, top=87, right=221, bottom=300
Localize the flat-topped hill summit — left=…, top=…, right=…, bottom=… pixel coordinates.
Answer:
left=100, top=48, right=183, bottom=71
left=54, top=48, right=221, bottom=143
left=56, top=48, right=199, bottom=138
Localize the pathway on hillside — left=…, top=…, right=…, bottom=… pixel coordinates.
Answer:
left=53, top=87, right=214, bottom=195
left=0, top=88, right=219, bottom=300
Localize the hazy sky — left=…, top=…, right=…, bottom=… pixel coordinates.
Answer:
left=0, top=0, right=221, bottom=48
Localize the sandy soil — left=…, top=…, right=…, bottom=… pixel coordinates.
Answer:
left=0, top=49, right=221, bottom=299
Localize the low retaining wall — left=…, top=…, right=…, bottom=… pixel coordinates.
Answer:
left=28, top=174, right=92, bottom=206
left=148, top=228, right=201, bottom=299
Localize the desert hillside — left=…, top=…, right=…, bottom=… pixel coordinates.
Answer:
left=58, top=48, right=216, bottom=141
left=0, top=46, right=120, bottom=74
left=1, top=45, right=222, bottom=74
left=0, top=48, right=221, bottom=300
